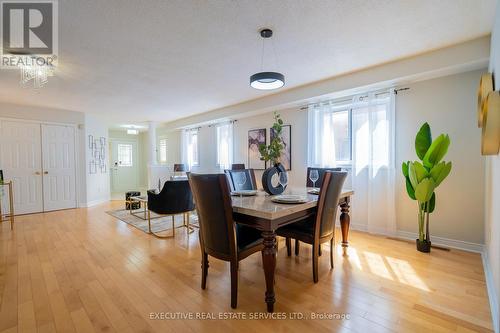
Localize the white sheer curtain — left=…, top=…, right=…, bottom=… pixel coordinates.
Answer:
left=181, top=128, right=198, bottom=170
left=351, top=92, right=396, bottom=234
left=216, top=122, right=233, bottom=170
left=308, top=104, right=337, bottom=167
left=307, top=90, right=396, bottom=234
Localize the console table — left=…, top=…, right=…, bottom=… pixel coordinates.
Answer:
left=0, top=181, right=14, bottom=230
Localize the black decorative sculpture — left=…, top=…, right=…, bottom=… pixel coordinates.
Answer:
left=261, top=163, right=286, bottom=195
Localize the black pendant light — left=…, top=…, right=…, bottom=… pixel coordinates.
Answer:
left=250, top=29, right=285, bottom=90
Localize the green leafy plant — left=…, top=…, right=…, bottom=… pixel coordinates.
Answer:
left=402, top=123, right=452, bottom=244
left=259, top=112, right=284, bottom=166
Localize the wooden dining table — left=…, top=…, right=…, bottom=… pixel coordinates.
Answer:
left=232, top=187, right=354, bottom=313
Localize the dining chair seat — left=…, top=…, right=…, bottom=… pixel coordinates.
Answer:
left=236, top=224, right=263, bottom=252
left=276, top=215, right=318, bottom=243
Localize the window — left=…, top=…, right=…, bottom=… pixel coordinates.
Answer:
left=330, top=109, right=352, bottom=163
left=216, top=123, right=233, bottom=170
left=181, top=129, right=199, bottom=169
left=158, top=138, right=167, bottom=164
left=308, top=105, right=352, bottom=167
left=308, top=91, right=392, bottom=168
left=117, top=144, right=133, bottom=167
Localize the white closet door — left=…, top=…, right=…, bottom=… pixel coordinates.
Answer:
left=41, top=124, right=77, bottom=211
left=0, top=121, right=44, bottom=215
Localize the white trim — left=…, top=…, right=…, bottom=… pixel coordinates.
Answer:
left=349, top=224, right=485, bottom=253
left=0, top=116, right=78, bottom=127
left=81, top=198, right=110, bottom=208
left=482, top=250, right=500, bottom=333
left=396, top=230, right=485, bottom=253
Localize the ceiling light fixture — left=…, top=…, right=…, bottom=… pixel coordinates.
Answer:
left=127, top=129, right=139, bottom=135
left=18, top=62, right=54, bottom=89
left=250, top=28, right=285, bottom=90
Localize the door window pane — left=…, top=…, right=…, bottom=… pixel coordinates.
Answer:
left=117, top=144, right=133, bottom=167
left=159, top=139, right=167, bottom=163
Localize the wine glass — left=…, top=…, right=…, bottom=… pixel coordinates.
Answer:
left=235, top=172, right=247, bottom=199
left=278, top=171, right=288, bottom=192
left=309, top=170, right=319, bottom=188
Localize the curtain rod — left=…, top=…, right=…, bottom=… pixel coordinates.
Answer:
left=183, top=126, right=202, bottom=131
left=208, top=119, right=237, bottom=128
left=299, top=87, right=409, bottom=111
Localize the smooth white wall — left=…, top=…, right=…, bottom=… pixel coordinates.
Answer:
left=486, top=1, right=500, bottom=330
left=84, top=114, right=110, bottom=206
left=232, top=108, right=311, bottom=188
left=396, top=69, right=485, bottom=244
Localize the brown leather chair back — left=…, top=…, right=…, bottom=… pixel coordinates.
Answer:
left=188, top=173, right=237, bottom=259
left=315, top=171, right=347, bottom=238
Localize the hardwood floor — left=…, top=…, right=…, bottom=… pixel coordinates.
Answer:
left=0, top=201, right=493, bottom=332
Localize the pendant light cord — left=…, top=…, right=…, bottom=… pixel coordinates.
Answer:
left=260, top=37, right=265, bottom=71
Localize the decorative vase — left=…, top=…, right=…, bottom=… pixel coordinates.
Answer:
left=416, top=239, right=431, bottom=253
left=261, top=163, right=286, bottom=195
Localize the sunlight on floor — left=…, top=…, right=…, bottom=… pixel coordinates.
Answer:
left=363, top=251, right=394, bottom=281
left=338, top=245, right=363, bottom=271
left=385, top=256, right=430, bottom=292
left=362, top=250, right=430, bottom=292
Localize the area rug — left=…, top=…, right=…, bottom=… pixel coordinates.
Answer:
left=106, top=208, right=199, bottom=234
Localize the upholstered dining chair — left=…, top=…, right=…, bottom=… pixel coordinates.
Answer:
left=306, top=167, right=343, bottom=188
left=174, top=163, right=187, bottom=172
left=297, top=167, right=343, bottom=256
left=188, top=173, right=263, bottom=308
left=231, top=163, right=246, bottom=170
left=147, top=180, right=195, bottom=238
left=224, top=169, right=257, bottom=192
left=278, top=171, right=347, bottom=283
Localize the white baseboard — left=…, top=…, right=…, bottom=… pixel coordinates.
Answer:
left=80, top=197, right=109, bottom=208
left=396, top=230, right=485, bottom=253
left=350, top=223, right=484, bottom=253
left=482, top=250, right=500, bottom=333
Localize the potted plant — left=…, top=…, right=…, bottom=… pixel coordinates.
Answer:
left=259, top=112, right=287, bottom=195
left=402, top=123, right=452, bottom=253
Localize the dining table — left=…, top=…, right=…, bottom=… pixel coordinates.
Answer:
left=232, top=187, right=354, bottom=313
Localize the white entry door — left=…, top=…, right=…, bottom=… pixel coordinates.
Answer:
left=110, top=139, right=138, bottom=193
left=0, top=121, right=44, bottom=214
left=41, top=124, right=77, bottom=211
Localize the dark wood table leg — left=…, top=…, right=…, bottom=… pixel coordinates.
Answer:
left=340, top=197, right=351, bottom=248
left=261, top=230, right=277, bottom=312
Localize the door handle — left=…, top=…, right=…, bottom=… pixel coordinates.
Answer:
left=43, top=171, right=48, bottom=175
left=35, top=171, right=41, bottom=175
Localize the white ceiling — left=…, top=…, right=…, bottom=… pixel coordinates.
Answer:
left=0, top=0, right=495, bottom=125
